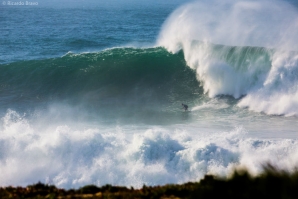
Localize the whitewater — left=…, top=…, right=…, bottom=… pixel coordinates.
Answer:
left=0, top=0, right=298, bottom=189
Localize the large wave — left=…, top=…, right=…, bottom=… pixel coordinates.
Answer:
left=157, top=0, right=298, bottom=116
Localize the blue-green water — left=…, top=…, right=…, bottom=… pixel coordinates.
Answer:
left=0, top=0, right=298, bottom=189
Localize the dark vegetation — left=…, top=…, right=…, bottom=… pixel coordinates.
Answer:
left=1, top=166, right=298, bottom=199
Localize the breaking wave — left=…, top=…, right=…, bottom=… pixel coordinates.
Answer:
left=157, top=0, right=298, bottom=116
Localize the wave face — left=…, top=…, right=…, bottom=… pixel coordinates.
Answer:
left=0, top=47, right=203, bottom=123
left=0, top=47, right=201, bottom=104
left=157, top=0, right=298, bottom=116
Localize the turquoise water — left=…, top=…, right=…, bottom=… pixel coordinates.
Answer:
left=0, top=0, right=298, bottom=189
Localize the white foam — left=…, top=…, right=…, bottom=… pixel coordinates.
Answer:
left=1, top=110, right=298, bottom=188
left=238, top=51, right=298, bottom=116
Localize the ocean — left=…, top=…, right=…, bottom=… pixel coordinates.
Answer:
left=0, top=0, right=298, bottom=189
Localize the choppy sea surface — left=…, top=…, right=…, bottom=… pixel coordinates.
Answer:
left=0, top=0, right=298, bottom=188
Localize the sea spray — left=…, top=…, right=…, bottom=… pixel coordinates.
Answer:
left=157, top=0, right=298, bottom=52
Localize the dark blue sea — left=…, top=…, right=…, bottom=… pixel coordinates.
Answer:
left=0, top=0, right=298, bottom=188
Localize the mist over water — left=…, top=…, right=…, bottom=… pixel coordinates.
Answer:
left=0, top=0, right=298, bottom=189
left=158, top=0, right=298, bottom=51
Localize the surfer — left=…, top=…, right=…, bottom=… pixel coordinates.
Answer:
left=182, top=103, right=188, bottom=111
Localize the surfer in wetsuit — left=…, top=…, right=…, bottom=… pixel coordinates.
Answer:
left=182, top=103, right=188, bottom=111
